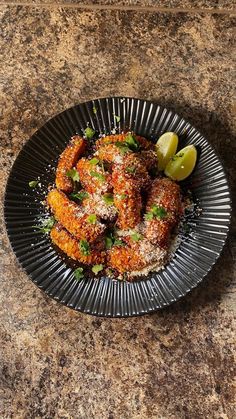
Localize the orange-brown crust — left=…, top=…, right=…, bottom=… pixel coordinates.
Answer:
left=108, top=245, right=145, bottom=274
left=96, top=133, right=154, bottom=151
left=47, top=189, right=105, bottom=243
left=145, top=177, right=181, bottom=247
left=51, top=224, right=106, bottom=264
left=56, top=136, right=86, bottom=193
left=76, top=158, right=111, bottom=194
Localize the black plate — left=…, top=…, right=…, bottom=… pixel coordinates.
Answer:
left=4, top=97, right=231, bottom=317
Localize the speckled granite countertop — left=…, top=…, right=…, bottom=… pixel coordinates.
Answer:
left=0, top=3, right=236, bottom=418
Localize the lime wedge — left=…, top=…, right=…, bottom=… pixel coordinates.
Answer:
left=164, top=145, right=197, bottom=181
left=156, top=132, right=178, bottom=171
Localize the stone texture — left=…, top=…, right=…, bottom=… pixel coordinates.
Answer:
left=0, top=5, right=235, bottom=419
left=0, top=1, right=235, bottom=11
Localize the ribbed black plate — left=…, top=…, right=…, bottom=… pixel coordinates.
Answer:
left=4, top=97, right=231, bottom=317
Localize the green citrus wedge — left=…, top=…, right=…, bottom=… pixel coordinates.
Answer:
left=156, top=132, right=178, bottom=171
left=164, top=145, right=197, bottom=181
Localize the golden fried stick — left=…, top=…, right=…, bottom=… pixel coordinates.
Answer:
left=144, top=177, right=181, bottom=247
left=139, top=150, right=158, bottom=172
left=96, top=133, right=154, bottom=151
left=51, top=224, right=106, bottom=264
left=47, top=189, right=105, bottom=243
left=56, top=135, right=86, bottom=193
left=108, top=239, right=166, bottom=276
left=76, top=158, right=111, bottom=194
left=112, top=154, right=150, bottom=229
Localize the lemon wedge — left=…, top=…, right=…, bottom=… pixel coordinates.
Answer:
left=156, top=132, right=178, bottom=171
left=164, top=145, right=197, bottom=181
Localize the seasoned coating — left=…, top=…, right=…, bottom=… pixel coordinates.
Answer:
left=96, top=133, right=154, bottom=151
left=108, top=245, right=145, bottom=274
left=76, top=158, right=111, bottom=194
left=108, top=239, right=166, bottom=276
left=56, top=136, right=86, bottom=193
left=144, top=177, right=181, bottom=247
left=51, top=224, right=106, bottom=265
left=112, top=154, right=150, bottom=229
left=96, top=143, right=130, bottom=164
left=82, top=193, right=117, bottom=221
left=139, top=150, right=158, bottom=173
left=47, top=189, right=105, bottom=243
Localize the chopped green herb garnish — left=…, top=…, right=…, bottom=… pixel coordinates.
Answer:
left=90, top=170, right=105, bottom=182
left=145, top=205, right=167, bottom=221
left=113, top=238, right=126, bottom=247
left=113, top=114, right=120, bottom=123
left=74, top=267, right=84, bottom=280
left=105, top=236, right=113, bottom=250
left=79, top=239, right=90, bottom=256
left=114, top=142, right=130, bottom=154
left=131, top=232, right=143, bottom=242
left=125, top=133, right=140, bottom=151
left=33, top=216, right=55, bottom=233
left=66, top=168, right=80, bottom=182
left=70, top=191, right=89, bottom=201
left=84, top=127, right=95, bottom=140
left=125, top=166, right=136, bottom=174
left=87, top=214, right=97, bottom=224
left=89, top=157, right=99, bottom=166
left=103, top=193, right=114, bottom=205
left=29, top=180, right=39, bottom=188
left=92, top=264, right=103, bottom=275
left=93, top=106, right=97, bottom=114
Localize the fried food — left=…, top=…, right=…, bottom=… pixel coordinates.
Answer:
left=47, top=189, right=105, bottom=243
left=51, top=224, right=106, bottom=264
left=144, top=177, right=181, bottom=247
left=76, top=158, right=111, bottom=194
left=56, top=135, right=86, bottom=193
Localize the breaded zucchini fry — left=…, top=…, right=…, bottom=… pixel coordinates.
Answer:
left=51, top=224, right=106, bottom=264
left=96, top=133, right=154, bottom=151
left=144, top=177, right=181, bottom=247
left=76, top=158, right=111, bottom=194
left=47, top=189, right=105, bottom=242
left=56, top=135, right=86, bottom=193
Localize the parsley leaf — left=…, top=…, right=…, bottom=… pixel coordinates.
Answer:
left=171, top=152, right=184, bottom=161
left=79, top=239, right=90, bottom=256
left=66, top=168, right=80, bottom=182
left=70, top=191, right=88, bottom=201
left=125, top=166, right=136, bottom=174
left=103, top=193, right=114, bottom=205
left=145, top=205, right=167, bottom=221
left=90, top=170, right=105, bottom=182
left=105, top=236, right=113, bottom=250
left=131, top=232, right=143, bottom=242
left=33, top=216, right=55, bottom=233
left=84, top=127, right=95, bottom=140
left=125, top=133, right=140, bottom=151
left=113, top=238, right=126, bottom=247
left=113, top=114, right=120, bottom=123
left=87, top=214, right=97, bottom=224
left=117, top=193, right=128, bottom=200
left=89, top=158, right=99, bottom=166
left=92, top=264, right=103, bottom=275
left=114, top=142, right=130, bottom=154
left=74, top=267, right=84, bottom=280
left=93, top=106, right=97, bottom=114
left=29, top=180, right=39, bottom=188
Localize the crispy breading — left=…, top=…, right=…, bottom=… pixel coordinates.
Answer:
left=108, top=245, right=145, bottom=274
left=51, top=224, right=106, bottom=264
left=144, top=177, right=181, bottom=247
left=56, top=136, right=86, bottom=193
left=47, top=189, right=105, bottom=243
left=76, top=158, right=111, bottom=194
left=96, top=133, right=154, bottom=150
left=139, top=150, right=158, bottom=172
left=111, top=154, right=150, bottom=229
left=82, top=193, right=117, bottom=221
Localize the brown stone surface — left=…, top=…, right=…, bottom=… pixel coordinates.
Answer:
left=0, top=5, right=235, bottom=419
left=0, top=1, right=235, bottom=11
